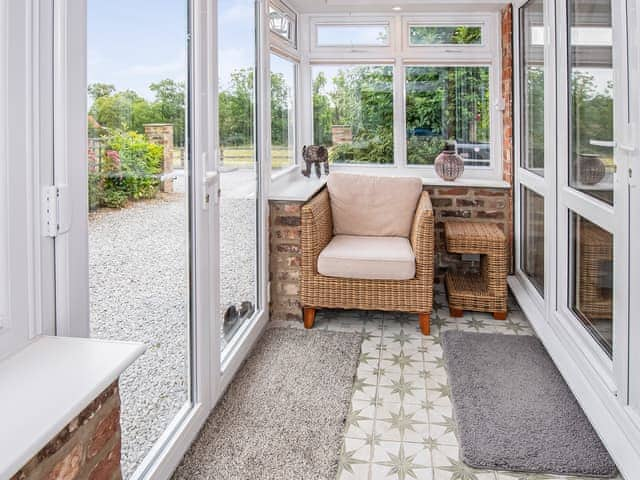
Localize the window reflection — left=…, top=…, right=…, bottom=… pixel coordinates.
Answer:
left=568, top=0, right=614, bottom=205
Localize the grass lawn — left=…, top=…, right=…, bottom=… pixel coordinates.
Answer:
left=222, top=145, right=293, bottom=169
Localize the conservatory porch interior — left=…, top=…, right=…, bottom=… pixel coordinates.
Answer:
left=1, top=0, right=639, bottom=479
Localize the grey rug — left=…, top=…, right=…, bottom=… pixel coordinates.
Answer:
left=173, top=327, right=361, bottom=480
left=441, top=331, right=618, bottom=477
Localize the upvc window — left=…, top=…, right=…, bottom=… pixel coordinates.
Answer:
left=269, top=0, right=297, bottom=49
left=405, top=65, right=491, bottom=167
left=270, top=53, right=297, bottom=173
left=315, top=23, right=390, bottom=48
left=408, top=24, right=483, bottom=46
left=311, top=64, right=394, bottom=165
left=304, top=13, right=501, bottom=179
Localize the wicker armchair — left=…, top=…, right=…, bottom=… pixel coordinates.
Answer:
left=300, top=187, right=435, bottom=335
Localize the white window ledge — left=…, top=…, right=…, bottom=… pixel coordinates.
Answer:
left=0, top=336, right=145, bottom=479
left=269, top=170, right=510, bottom=203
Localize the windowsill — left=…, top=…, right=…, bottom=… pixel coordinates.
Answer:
left=0, top=336, right=145, bottom=479
left=269, top=168, right=510, bottom=203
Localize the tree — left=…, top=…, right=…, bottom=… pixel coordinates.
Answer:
left=149, top=79, right=186, bottom=146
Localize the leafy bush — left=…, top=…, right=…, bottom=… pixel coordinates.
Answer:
left=328, top=129, right=394, bottom=165
left=406, top=136, right=447, bottom=165
left=89, top=130, right=163, bottom=210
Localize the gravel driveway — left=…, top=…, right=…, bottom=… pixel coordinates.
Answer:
left=89, top=172, right=257, bottom=478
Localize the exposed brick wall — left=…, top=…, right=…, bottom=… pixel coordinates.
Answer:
left=269, top=201, right=303, bottom=322
left=269, top=185, right=512, bottom=322
left=502, top=3, right=515, bottom=271
left=425, top=186, right=512, bottom=280
left=11, top=382, right=123, bottom=480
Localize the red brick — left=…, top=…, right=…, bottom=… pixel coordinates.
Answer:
left=89, top=439, right=121, bottom=480
left=88, top=407, right=120, bottom=459
left=47, top=444, right=83, bottom=480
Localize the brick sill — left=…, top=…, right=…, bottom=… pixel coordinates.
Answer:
left=269, top=172, right=510, bottom=203
left=0, top=336, right=145, bottom=479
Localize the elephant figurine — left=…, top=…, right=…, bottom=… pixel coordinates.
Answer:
left=302, top=145, right=330, bottom=178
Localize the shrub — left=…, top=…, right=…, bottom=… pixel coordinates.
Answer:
left=89, top=130, right=164, bottom=210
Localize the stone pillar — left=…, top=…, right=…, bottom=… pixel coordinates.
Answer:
left=144, top=123, right=174, bottom=193
left=11, top=382, right=123, bottom=480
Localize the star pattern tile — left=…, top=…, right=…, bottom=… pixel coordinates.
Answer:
left=334, top=287, right=623, bottom=480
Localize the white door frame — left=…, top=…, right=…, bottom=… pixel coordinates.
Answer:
left=624, top=0, right=640, bottom=419
left=48, top=0, right=218, bottom=478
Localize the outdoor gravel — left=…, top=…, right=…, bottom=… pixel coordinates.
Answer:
left=89, top=184, right=256, bottom=478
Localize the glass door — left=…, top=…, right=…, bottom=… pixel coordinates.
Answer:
left=217, top=0, right=262, bottom=357
left=85, top=1, right=196, bottom=477
left=556, top=0, right=628, bottom=383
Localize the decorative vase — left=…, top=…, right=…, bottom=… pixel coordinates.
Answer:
left=577, top=153, right=606, bottom=186
left=435, top=143, right=464, bottom=181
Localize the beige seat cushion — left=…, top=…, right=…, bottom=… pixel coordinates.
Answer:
left=318, top=235, right=416, bottom=281
left=326, top=172, right=423, bottom=237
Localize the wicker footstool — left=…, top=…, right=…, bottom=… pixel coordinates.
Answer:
left=444, top=222, right=508, bottom=320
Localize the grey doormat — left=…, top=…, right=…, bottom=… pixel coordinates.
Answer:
left=441, top=331, right=618, bottom=477
left=173, top=327, right=361, bottom=480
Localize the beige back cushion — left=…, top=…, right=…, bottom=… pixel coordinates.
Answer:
left=326, top=172, right=423, bottom=237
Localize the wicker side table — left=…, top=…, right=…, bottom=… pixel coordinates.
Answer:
left=444, top=221, right=508, bottom=320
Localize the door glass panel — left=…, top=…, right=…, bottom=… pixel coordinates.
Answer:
left=520, top=0, right=545, bottom=175
left=568, top=0, right=614, bottom=204
left=521, top=187, right=545, bottom=295
left=218, top=0, right=259, bottom=351
left=270, top=53, right=296, bottom=173
left=87, top=1, right=190, bottom=476
left=570, top=212, right=614, bottom=356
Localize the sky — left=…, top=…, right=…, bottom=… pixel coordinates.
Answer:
left=87, top=0, right=256, bottom=99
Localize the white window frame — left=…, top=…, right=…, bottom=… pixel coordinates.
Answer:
left=514, top=0, right=550, bottom=316
left=302, top=12, right=504, bottom=182
left=313, top=21, right=392, bottom=49
left=269, top=0, right=298, bottom=51
left=269, top=49, right=300, bottom=179
left=0, top=0, right=53, bottom=359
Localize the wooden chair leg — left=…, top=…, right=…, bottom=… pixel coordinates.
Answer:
left=303, top=308, right=316, bottom=329
left=493, top=311, right=507, bottom=320
left=449, top=307, right=464, bottom=318
left=419, top=313, right=430, bottom=336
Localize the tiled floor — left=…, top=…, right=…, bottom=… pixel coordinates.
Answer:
left=274, top=287, right=623, bottom=480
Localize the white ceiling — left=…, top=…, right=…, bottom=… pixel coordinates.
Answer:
left=287, top=0, right=508, bottom=14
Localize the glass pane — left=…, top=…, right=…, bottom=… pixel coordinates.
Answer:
left=219, top=0, right=259, bottom=350
left=316, top=24, right=389, bottom=47
left=521, top=187, right=545, bottom=295
left=312, top=65, right=393, bottom=165
left=409, top=25, right=482, bottom=45
left=269, top=3, right=296, bottom=47
left=570, top=213, right=614, bottom=356
left=406, top=66, right=490, bottom=167
left=568, top=0, right=614, bottom=205
left=270, top=54, right=296, bottom=173
left=520, top=0, right=545, bottom=175
left=87, top=1, right=190, bottom=476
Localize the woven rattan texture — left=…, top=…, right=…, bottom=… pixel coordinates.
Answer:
left=301, top=189, right=434, bottom=314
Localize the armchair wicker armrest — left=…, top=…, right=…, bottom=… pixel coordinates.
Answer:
left=410, top=191, right=435, bottom=282
left=301, top=189, right=333, bottom=275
